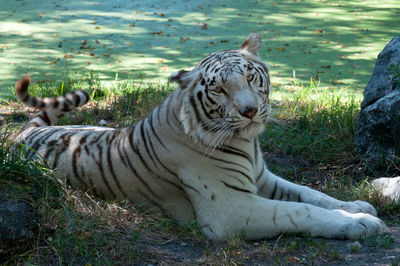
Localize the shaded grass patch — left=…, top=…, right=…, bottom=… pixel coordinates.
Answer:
left=262, top=80, right=361, bottom=164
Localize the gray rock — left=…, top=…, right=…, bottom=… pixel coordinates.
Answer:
left=354, top=36, right=400, bottom=162
left=372, top=177, right=400, bottom=202
left=0, top=199, right=38, bottom=259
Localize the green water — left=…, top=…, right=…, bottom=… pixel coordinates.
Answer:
left=0, top=0, right=399, bottom=97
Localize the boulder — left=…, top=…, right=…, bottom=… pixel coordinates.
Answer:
left=0, top=199, right=38, bottom=260
left=372, top=177, right=400, bottom=202
left=354, top=36, right=400, bottom=163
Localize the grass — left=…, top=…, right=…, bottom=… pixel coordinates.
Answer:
left=261, top=79, right=361, bottom=164
left=1, top=73, right=400, bottom=264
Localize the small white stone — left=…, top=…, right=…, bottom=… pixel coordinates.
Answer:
left=99, top=119, right=108, bottom=126
left=372, top=177, right=400, bottom=202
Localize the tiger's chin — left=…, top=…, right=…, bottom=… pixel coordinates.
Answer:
left=237, top=122, right=266, bottom=140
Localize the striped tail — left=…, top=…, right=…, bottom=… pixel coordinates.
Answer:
left=15, top=77, right=90, bottom=128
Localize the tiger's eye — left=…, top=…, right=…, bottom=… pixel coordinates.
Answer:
left=214, top=87, right=224, bottom=93
left=247, top=74, right=254, bottom=82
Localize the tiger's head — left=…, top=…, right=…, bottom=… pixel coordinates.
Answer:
left=170, top=32, right=270, bottom=147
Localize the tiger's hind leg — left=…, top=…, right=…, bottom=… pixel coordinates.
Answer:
left=256, top=166, right=378, bottom=216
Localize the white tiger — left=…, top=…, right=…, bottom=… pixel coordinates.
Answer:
left=14, top=32, right=385, bottom=240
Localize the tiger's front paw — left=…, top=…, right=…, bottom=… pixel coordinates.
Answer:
left=331, top=211, right=386, bottom=239
left=313, top=210, right=386, bottom=240
left=341, top=200, right=377, bottom=216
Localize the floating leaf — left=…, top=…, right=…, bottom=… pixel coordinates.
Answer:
left=276, top=47, right=286, bottom=51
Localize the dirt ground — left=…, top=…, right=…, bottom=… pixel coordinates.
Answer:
left=128, top=225, right=400, bottom=265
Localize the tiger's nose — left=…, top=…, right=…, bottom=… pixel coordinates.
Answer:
left=240, top=107, right=258, bottom=119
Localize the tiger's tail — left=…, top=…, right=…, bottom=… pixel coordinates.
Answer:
left=15, top=77, right=90, bottom=129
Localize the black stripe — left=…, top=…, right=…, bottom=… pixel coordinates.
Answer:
left=197, top=91, right=213, bottom=119
left=89, top=131, right=107, bottom=145
left=216, top=165, right=253, bottom=184
left=139, top=120, right=158, bottom=169
left=137, top=190, right=168, bottom=217
left=107, top=136, right=128, bottom=198
left=39, top=111, right=51, bottom=125
left=27, top=129, right=58, bottom=158
left=279, top=190, right=285, bottom=201
left=254, top=139, right=259, bottom=167
left=256, top=167, right=265, bottom=183
left=146, top=127, right=178, bottom=178
left=94, top=143, right=116, bottom=198
left=53, top=99, right=59, bottom=109
left=221, top=181, right=253, bottom=194
left=116, top=133, right=128, bottom=168
left=225, top=174, right=245, bottom=185
left=176, top=139, right=250, bottom=172
left=171, top=104, right=182, bottom=129
left=20, top=122, right=40, bottom=132
left=26, top=128, right=46, bottom=143
left=73, top=92, right=79, bottom=106
left=189, top=94, right=202, bottom=123
left=156, top=105, right=162, bottom=125
left=148, top=111, right=169, bottom=151
left=256, top=67, right=264, bottom=87
left=181, top=179, right=201, bottom=194
left=205, top=87, right=216, bottom=105
left=164, top=97, right=174, bottom=128
left=258, top=180, right=266, bottom=193
left=199, top=55, right=216, bottom=68
left=52, top=133, right=73, bottom=168
left=270, top=181, right=278, bottom=199
left=126, top=126, right=163, bottom=200
left=72, top=146, right=89, bottom=187
left=43, top=139, right=57, bottom=161
left=216, top=146, right=252, bottom=164
left=30, top=97, right=37, bottom=107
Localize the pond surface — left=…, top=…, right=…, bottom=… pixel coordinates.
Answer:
left=1, top=0, right=399, bottom=97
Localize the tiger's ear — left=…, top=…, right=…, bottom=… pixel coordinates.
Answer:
left=170, top=69, right=200, bottom=90
left=239, top=31, right=262, bottom=57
